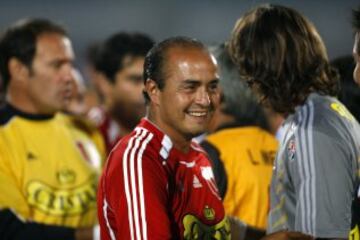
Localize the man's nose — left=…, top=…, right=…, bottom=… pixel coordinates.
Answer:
left=195, top=88, right=211, bottom=107
left=62, top=65, right=74, bottom=84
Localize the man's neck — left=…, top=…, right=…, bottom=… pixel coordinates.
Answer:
left=6, top=92, right=38, bottom=115
left=6, top=89, right=56, bottom=116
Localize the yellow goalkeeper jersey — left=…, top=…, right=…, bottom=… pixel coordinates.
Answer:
left=0, top=104, right=102, bottom=228
left=205, top=126, right=278, bottom=229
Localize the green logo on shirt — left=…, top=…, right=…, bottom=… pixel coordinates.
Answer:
left=183, top=214, right=230, bottom=240
left=203, top=205, right=215, bottom=220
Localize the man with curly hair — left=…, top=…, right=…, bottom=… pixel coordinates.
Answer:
left=230, top=4, right=360, bottom=239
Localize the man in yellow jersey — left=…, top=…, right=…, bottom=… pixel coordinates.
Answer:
left=0, top=18, right=101, bottom=240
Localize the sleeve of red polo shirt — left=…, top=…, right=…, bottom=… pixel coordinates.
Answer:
left=98, top=131, right=172, bottom=240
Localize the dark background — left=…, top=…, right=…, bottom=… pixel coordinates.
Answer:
left=0, top=0, right=357, bottom=73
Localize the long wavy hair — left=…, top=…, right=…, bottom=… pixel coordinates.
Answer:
left=229, top=4, right=339, bottom=114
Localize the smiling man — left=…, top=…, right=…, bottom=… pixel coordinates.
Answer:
left=97, top=37, right=230, bottom=239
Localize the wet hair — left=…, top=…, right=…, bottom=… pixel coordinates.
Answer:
left=85, top=42, right=101, bottom=68
left=332, top=55, right=360, bottom=122
left=209, top=43, right=268, bottom=129
left=0, top=18, right=67, bottom=89
left=229, top=4, right=339, bottom=114
left=95, top=32, right=154, bottom=83
left=143, top=36, right=208, bottom=103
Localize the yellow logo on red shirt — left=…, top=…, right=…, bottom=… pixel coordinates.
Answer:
left=183, top=214, right=230, bottom=240
left=203, top=205, right=215, bottom=221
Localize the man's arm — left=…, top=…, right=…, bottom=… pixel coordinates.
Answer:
left=229, top=216, right=266, bottom=240
left=292, top=129, right=354, bottom=239
left=202, top=141, right=267, bottom=240
left=0, top=209, right=98, bottom=240
left=101, top=131, right=173, bottom=239
left=0, top=208, right=75, bottom=240
left=261, top=231, right=314, bottom=240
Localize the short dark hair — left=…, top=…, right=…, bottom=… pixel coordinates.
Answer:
left=86, top=42, right=101, bottom=68
left=143, top=36, right=207, bottom=103
left=353, top=6, right=360, bottom=33
left=332, top=55, right=360, bottom=122
left=209, top=43, right=268, bottom=129
left=229, top=4, right=339, bottom=114
left=95, top=32, right=154, bottom=83
left=0, top=18, right=67, bottom=89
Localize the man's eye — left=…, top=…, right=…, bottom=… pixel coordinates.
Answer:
left=184, top=85, right=196, bottom=90
left=209, top=83, right=219, bottom=91
left=127, top=76, right=143, bottom=83
left=52, top=62, right=62, bottom=69
left=51, top=61, right=71, bottom=70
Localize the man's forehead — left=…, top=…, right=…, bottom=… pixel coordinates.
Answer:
left=121, top=55, right=144, bottom=69
left=35, top=33, right=74, bottom=59
left=167, top=45, right=207, bottom=56
left=36, top=32, right=68, bottom=45
left=166, top=46, right=215, bottom=67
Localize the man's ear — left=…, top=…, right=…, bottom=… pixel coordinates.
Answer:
left=96, top=73, right=113, bottom=97
left=8, top=58, right=30, bottom=83
left=95, top=73, right=116, bottom=107
left=145, top=79, right=160, bottom=105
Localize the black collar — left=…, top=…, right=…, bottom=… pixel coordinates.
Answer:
left=0, top=102, right=55, bottom=125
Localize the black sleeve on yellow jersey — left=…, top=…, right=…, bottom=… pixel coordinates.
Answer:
left=200, top=140, right=227, bottom=199
left=0, top=209, right=75, bottom=240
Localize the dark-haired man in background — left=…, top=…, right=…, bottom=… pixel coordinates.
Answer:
left=92, top=32, right=154, bottom=153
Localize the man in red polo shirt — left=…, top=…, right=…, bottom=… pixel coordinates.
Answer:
left=97, top=36, right=230, bottom=239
